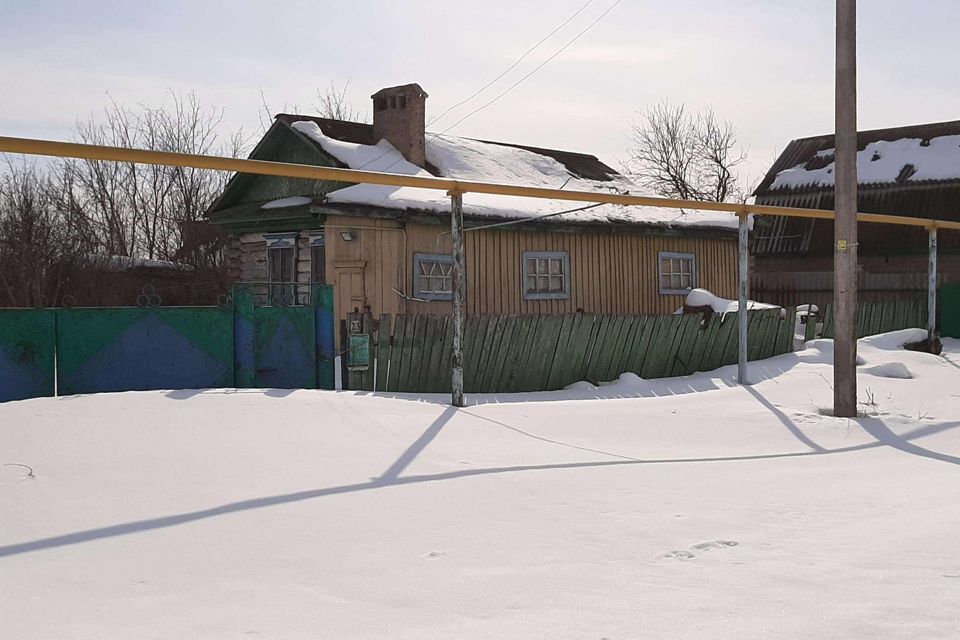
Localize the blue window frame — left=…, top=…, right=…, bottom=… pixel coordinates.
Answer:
left=658, top=251, right=696, bottom=295
left=522, top=251, right=570, bottom=300
left=413, top=253, right=454, bottom=301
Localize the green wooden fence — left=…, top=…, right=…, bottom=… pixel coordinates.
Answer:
left=819, top=299, right=927, bottom=339
left=361, top=308, right=797, bottom=394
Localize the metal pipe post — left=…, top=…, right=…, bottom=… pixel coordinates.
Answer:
left=834, top=0, right=858, bottom=417
left=738, top=212, right=750, bottom=384
left=450, top=192, right=466, bottom=407
left=929, top=227, right=938, bottom=344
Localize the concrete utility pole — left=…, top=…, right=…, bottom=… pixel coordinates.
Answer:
left=834, top=0, right=859, bottom=417
left=450, top=192, right=466, bottom=407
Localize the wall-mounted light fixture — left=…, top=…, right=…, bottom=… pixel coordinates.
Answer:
left=339, top=230, right=357, bottom=242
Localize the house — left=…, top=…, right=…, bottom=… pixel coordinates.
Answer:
left=207, top=83, right=740, bottom=335
left=751, top=120, right=960, bottom=308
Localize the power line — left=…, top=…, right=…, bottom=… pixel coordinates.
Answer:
left=435, top=0, right=624, bottom=136
left=356, top=0, right=619, bottom=174
left=427, top=0, right=596, bottom=128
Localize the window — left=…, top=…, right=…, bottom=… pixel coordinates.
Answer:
left=522, top=251, right=570, bottom=300
left=414, top=253, right=454, bottom=301
left=309, top=233, right=326, bottom=285
left=658, top=252, right=696, bottom=295
left=265, top=233, right=297, bottom=305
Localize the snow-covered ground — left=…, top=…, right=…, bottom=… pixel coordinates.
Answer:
left=2, top=329, right=959, bottom=639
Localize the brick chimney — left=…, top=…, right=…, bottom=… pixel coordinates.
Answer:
left=371, top=83, right=428, bottom=167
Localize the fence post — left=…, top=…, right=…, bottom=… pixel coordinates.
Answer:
left=738, top=211, right=750, bottom=384
left=450, top=191, right=466, bottom=407
left=233, top=284, right=255, bottom=388
left=313, top=284, right=335, bottom=390
left=928, top=226, right=938, bottom=345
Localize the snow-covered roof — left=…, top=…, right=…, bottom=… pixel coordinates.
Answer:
left=288, top=120, right=737, bottom=231
left=770, top=135, right=960, bottom=190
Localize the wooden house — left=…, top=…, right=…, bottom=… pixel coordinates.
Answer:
left=207, top=84, right=740, bottom=336
left=751, top=120, right=960, bottom=308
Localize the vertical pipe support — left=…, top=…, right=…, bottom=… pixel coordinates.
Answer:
left=928, top=225, right=938, bottom=345
left=449, top=191, right=466, bottom=407
left=738, top=211, right=750, bottom=385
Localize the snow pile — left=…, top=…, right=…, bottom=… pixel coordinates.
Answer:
left=771, top=135, right=960, bottom=190
left=3, top=329, right=960, bottom=638
left=260, top=196, right=313, bottom=210
left=683, top=287, right=778, bottom=313
left=290, top=120, right=738, bottom=230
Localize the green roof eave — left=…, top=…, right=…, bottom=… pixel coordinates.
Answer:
left=208, top=202, right=325, bottom=234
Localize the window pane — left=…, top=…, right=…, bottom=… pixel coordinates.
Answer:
left=526, top=276, right=537, bottom=291
left=537, top=258, right=548, bottom=274
left=671, top=274, right=682, bottom=289
left=439, top=276, right=452, bottom=292
left=549, top=276, right=563, bottom=292
left=311, top=245, right=326, bottom=284
left=526, top=259, right=537, bottom=275
left=661, top=274, right=672, bottom=289
left=661, top=259, right=671, bottom=273
left=681, top=274, right=691, bottom=289
left=549, top=259, right=562, bottom=275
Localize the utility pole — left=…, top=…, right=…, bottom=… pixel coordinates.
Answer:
left=834, top=0, right=858, bottom=417
left=737, top=211, right=750, bottom=384
left=450, top=191, right=466, bottom=407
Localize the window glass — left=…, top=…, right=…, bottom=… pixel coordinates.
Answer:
left=413, top=254, right=454, bottom=300
left=658, top=252, right=697, bottom=295
left=523, top=251, right=570, bottom=300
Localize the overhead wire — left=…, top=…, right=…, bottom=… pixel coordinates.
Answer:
left=427, top=0, right=596, bottom=128
left=354, top=0, right=618, bottom=174
left=434, top=0, right=624, bottom=136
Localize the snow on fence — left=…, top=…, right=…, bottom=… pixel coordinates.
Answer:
left=358, top=309, right=797, bottom=394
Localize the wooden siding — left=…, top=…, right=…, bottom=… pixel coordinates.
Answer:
left=230, top=216, right=738, bottom=327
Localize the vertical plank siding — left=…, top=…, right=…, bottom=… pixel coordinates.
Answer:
left=366, top=308, right=797, bottom=394
left=270, top=217, right=740, bottom=339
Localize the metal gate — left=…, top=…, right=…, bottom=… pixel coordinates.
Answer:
left=0, top=309, right=56, bottom=402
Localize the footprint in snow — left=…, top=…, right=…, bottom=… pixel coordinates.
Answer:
left=664, top=540, right=738, bottom=560
left=424, top=550, right=446, bottom=559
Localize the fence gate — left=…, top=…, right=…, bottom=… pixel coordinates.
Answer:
left=0, top=309, right=56, bottom=402
left=233, top=284, right=335, bottom=391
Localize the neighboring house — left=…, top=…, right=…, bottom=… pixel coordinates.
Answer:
left=207, top=83, right=740, bottom=335
left=751, top=120, right=960, bottom=308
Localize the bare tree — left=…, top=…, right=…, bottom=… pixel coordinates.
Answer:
left=314, top=80, right=366, bottom=122
left=63, top=92, right=244, bottom=262
left=0, top=158, right=87, bottom=306
left=259, top=80, right=367, bottom=132
left=623, top=102, right=747, bottom=203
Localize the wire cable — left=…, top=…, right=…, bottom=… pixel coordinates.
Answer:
left=427, top=0, right=596, bottom=128
left=435, top=0, right=624, bottom=136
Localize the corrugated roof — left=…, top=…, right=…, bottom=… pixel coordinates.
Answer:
left=754, top=119, right=960, bottom=197
left=274, top=113, right=620, bottom=183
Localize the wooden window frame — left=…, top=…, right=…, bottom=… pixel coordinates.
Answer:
left=658, top=251, right=697, bottom=295
left=413, top=253, right=454, bottom=301
left=264, top=232, right=297, bottom=305
left=308, top=232, right=326, bottom=285
left=522, top=250, right=570, bottom=301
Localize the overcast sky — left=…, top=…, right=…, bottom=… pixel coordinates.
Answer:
left=2, top=0, right=958, bottom=187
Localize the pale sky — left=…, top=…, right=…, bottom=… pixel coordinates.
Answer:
left=1, top=0, right=958, bottom=187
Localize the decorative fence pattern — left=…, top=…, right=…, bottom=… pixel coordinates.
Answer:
left=0, top=284, right=335, bottom=402
left=362, top=308, right=797, bottom=394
